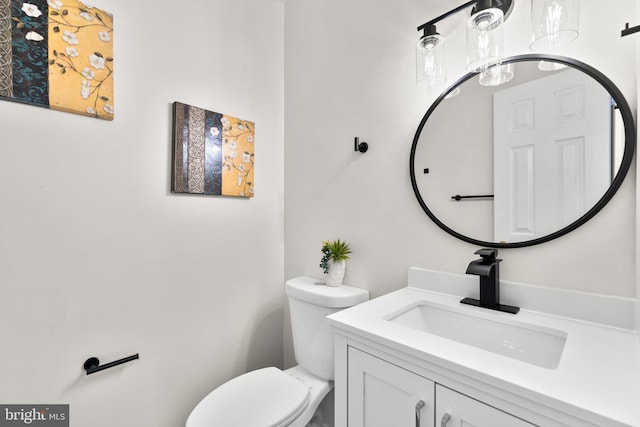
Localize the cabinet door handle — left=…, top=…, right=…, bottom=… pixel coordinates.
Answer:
left=415, top=400, right=425, bottom=427
left=441, top=412, right=452, bottom=427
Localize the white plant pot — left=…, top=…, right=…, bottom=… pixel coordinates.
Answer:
left=325, top=260, right=346, bottom=287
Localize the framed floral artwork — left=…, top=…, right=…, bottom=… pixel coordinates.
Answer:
left=0, top=0, right=114, bottom=120
left=172, top=102, right=255, bottom=198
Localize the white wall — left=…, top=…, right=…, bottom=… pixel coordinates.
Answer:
left=284, top=0, right=637, bottom=364
left=0, top=1, right=284, bottom=426
left=636, top=0, right=640, bottom=333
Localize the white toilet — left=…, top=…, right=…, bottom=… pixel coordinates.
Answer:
left=185, top=276, right=369, bottom=427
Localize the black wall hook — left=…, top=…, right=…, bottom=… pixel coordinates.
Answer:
left=354, top=137, right=368, bottom=153
left=84, top=353, right=139, bottom=375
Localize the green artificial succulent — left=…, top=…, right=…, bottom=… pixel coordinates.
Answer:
left=319, top=239, right=351, bottom=274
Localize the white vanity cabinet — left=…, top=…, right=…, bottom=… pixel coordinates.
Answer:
left=347, top=346, right=435, bottom=427
left=346, top=346, right=535, bottom=427
left=435, top=384, right=534, bottom=427
left=329, top=270, right=640, bottom=427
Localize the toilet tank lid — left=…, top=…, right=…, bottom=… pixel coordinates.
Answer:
left=285, top=276, right=369, bottom=308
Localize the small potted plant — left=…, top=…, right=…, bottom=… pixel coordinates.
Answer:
left=320, top=239, right=351, bottom=286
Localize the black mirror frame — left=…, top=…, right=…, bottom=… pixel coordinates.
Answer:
left=410, top=54, right=636, bottom=248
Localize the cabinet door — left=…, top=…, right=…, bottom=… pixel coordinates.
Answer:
left=348, top=347, right=435, bottom=427
left=435, top=385, right=536, bottom=427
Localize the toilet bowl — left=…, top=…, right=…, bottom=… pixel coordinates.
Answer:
left=185, top=276, right=369, bottom=427
left=185, top=366, right=330, bottom=427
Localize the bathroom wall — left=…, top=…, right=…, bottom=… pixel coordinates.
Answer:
left=636, top=0, right=640, bottom=333
left=0, top=1, right=284, bottom=426
left=284, top=0, right=637, bottom=365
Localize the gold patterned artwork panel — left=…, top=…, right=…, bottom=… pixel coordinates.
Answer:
left=0, top=0, right=114, bottom=120
left=172, top=102, right=255, bottom=198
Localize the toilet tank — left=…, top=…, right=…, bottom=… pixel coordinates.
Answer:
left=286, top=276, right=369, bottom=380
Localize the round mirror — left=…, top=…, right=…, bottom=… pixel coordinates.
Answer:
left=410, top=54, right=635, bottom=248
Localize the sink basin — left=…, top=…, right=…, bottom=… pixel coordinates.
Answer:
left=386, top=301, right=567, bottom=369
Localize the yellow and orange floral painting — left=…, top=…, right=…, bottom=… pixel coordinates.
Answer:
left=0, top=0, right=114, bottom=120
left=172, top=102, right=255, bottom=198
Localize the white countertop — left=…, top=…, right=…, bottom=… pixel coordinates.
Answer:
left=328, top=285, right=640, bottom=427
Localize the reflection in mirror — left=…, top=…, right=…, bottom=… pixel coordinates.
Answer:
left=411, top=55, right=635, bottom=248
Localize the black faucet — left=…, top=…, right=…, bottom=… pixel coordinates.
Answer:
left=461, top=248, right=519, bottom=314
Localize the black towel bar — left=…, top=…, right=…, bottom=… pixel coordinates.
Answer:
left=621, top=23, right=640, bottom=37
left=451, top=194, right=494, bottom=201
left=83, top=353, right=139, bottom=375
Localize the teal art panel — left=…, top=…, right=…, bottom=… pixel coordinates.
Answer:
left=10, top=0, right=49, bottom=106
left=0, top=0, right=13, bottom=97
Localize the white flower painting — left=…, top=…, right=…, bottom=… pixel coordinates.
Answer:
left=1, top=0, right=115, bottom=120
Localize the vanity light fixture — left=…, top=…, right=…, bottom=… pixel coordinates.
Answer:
left=416, top=0, right=581, bottom=88
left=478, top=63, right=514, bottom=86
left=416, top=24, right=447, bottom=88
left=466, top=0, right=505, bottom=72
left=444, top=86, right=462, bottom=99
left=530, top=0, right=580, bottom=51
left=416, top=0, right=514, bottom=87
left=538, top=60, right=567, bottom=71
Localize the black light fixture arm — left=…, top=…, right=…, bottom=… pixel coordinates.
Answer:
left=417, top=0, right=513, bottom=33
left=417, top=0, right=476, bottom=32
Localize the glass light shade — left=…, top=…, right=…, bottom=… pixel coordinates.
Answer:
left=466, top=7, right=504, bottom=72
left=444, top=86, right=461, bottom=99
left=478, top=63, right=514, bottom=86
left=538, top=60, right=568, bottom=71
left=530, top=0, right=579, bottom=50
left=416, top=33, right=447, bottom=87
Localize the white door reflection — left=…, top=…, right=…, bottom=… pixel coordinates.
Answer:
left=493, top=68, right=612, bottom=242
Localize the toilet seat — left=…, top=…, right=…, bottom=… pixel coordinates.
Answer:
left=185, top=367, right=310, bottom=427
